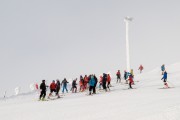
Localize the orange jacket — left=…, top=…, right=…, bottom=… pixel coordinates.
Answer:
left=107, top=75, right=111, bottom=82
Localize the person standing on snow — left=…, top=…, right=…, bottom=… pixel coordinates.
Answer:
left=116, top=70, right=121, bottom=83
left=72, top=78, right=77, bottom=93
left=138, top=65, right=144, bottom=73
left=61, top=78, right=69, bottom=93
left=161, top=71, right=169, bottom=88
left=39, top=80, right=47, bottom=100
left=99, top=75, right=103, bottom=90
left=89, top=75, right=96, bottom=95
left=56, top=80, right=61, bottom=98
left=93, top=75, right=98, bottom=94
left=161, top=64, right=165, bottom=75
left=107, top=74, right=111, bottom=91
left=48, top=80, right=57, bottom=98
left=124, top=71, right=128, bottom=84
left=102, top=73, right=107, bottom=91
left=79, top=76, right=85, bottom=92
left=128, top=74, right=134, bottom=89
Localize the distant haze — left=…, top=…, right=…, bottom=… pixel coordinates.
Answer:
left=0, top=0, right=180, bottom=96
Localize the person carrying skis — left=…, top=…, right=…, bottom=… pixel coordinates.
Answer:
left=128, top=74, right=134, bottom=89
left=107, top=74, right=111, bottom=91
left=72, top=78, right=77, bottom=93
left=48, top=80, right=57, bottom=98
left=161, top=71, right=169, bottom=88
left=138, top=65, right=144, bottom=73
left=161, top=64, right=165, bottom=75
left=56, top=79, right=61, bottom=98
left=61, top=78, right=69, bottom=93
left=116, top=70, right=121, bottom=83
left=39, top=80, right=47, bottom=100
left=88, top=75, right=96, bottom=95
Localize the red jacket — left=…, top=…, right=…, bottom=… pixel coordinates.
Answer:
left=116, top=71, right=121, bottom=75
left=50, top=83, right=56, bottom=89
left=128, top=76, right=134, bottom=83
left=139, top=65, right=144, bottom=70
left=107, top=75, right=111, bottom=82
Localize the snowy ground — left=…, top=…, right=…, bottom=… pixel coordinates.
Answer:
left=0, top=63, right=180, bottom=120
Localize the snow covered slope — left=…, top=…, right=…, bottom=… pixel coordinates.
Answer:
left=0, top=63, right=180, bottom=120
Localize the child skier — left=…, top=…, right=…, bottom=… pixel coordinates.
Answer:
left=138, top=65, right=144, bottom=73
left=39, top=80, right=47, bottom=100
left=116, top=70, right=121, bottom=83
left=161, top=71, right=169, bottom=88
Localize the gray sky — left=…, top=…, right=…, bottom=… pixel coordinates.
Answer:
left=0, top=0, right=180, bottom=96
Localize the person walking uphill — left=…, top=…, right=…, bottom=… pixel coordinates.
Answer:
left=89, top=75, right=96, bottom=95
left=61, top=78, right=69, bottom=93
left=161, top=71, right=169, bottom=88
left=39, top=80, right=47, bottom=101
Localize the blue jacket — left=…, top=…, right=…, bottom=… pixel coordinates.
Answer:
left=162, top=72, right=167, bottom=79
left=89, top=77, right=95, bottom=87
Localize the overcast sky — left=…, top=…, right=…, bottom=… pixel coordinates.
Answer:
left=0, top=0, right=180, bottom=96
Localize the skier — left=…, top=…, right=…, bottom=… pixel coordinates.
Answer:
left=161, top=64, right=165, bottom=75
left=93, top=75, right=98, bottom=94
left=79, top=76, right=85, bottom=92
left=39, top=80, right=47, bottom=100
left=99, top=75, right=103, bottom=90
left=56, top=79, right=61, bottom=98
left=48, top=80, right=57, bottom=98
left=161, top=71, right=169, bottom=88
left=102, top=73, right=107, bottom=91
left=84, top=75, right=89, bottom=90
left=128, top=74, right=134, bottom=89
left=61, top=78, right=69, bottom=93
left=116, top=70, right=121, bottom=83
left=72, top=78, right=77, bottom=93
left=107, top=74, right=111, bottom=91
left=138, top=65, right=144, bottom=73
left=88, top=75, right=96, bottom=95
left=124, top=70, right=128, bottom=84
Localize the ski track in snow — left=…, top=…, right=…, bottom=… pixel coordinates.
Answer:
left=1, top=63, right=180, bottom=120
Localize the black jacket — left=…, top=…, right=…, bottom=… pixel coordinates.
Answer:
left=40, top=82, right=46, bottom=91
